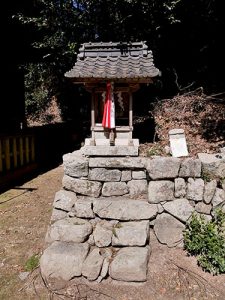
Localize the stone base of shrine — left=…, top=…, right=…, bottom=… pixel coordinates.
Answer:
left=81, top=144, right=139, bottom=156
left=84, top=138, right=139, bottom=147
left=40, top=149, right=225, bottom=285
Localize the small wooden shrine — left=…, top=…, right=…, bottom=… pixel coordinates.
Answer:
left=65, top=41, right=159, bottom=148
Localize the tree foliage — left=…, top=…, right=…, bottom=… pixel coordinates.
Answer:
left=12, top=0, right=225, bottom=120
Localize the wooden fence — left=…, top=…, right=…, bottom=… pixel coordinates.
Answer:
left=0, top=134, right=36, bottom=175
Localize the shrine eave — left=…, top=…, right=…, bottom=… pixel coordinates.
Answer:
left=65, top=41, right=160, bottom=83
left=67, top=77, right=154, bottom=84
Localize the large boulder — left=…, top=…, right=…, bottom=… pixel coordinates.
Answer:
left=127, top=180, right=148, bottom=197
left=112, top=220, right=149, bottom=246
left=154, top=213, right=185, bottom=247
left=82, top=248, right=104, bottom=281
left=198, top=153, right=225, bottom=178
left=179, top=158, right=201, bottom=178
left=53, top=190, right=77, bottom=212
left=88, top=168, right=121, bottom=182
left=204, top=180, right=217, bottom=204
left=187, top=178, right=204, bottom=201
left=163, top=198, right=194, bottom=222
left=146, top=157, right=180, bottom=180
left=109, top=247, right=150, bottom=282
left=62, top=175, right=102, bottom=198
left=148, top=180, right=174, bottom=203
left=73, top=198, right=94, bottom=218
left=93, top=199, right=158, bottom=220
left=174, top=178, right=186, bottom=198
left=89, top=157, right=145, bottom=169
left=40, top=241, right=89, bottom=281
left=63, top=151, right=88, bottom=178
left=46, top=218, right=92, bottom=243
left=102, top=182, right=128, bottom=196
left=93, top=221, right=113, bottom=247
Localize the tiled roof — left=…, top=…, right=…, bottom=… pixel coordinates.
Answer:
left=65, top=42, right=160, bottom=82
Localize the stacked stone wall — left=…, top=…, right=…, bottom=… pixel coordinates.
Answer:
left=40, top=149, right=225, bottom=283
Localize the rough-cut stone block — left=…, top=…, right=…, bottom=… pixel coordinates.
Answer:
left=93, top=199, right=158, bottom=220
left=222, top=179, right=225, bottom=191
left=51, top=208, right=67, bottom=223
left=102, top=182, right=128, bottom=196
left=89, top=168, right=121, bottom=182
left=179, top=158, right=202, bottom=178
left=89, top=157, right=145, bottom=169
left=195, top=202, right=212, bottom=215
left=46, top=218, right=92, bottom=243
left=109, top=247, right=149, bottom=282
left=121, top=170, right=132, bottom=181
left=93, top=221, right=113, bottom=247
left=196, top=213, right=212, bottom=222
left=157, top=203, right=164, bottom=213
left=204, top=180, right=217, bottom=204
left=82, top=248, right=104, bottom=281
left=73, top=199, right=94, bottom=218
left=148, top=180, right=174, bottom=203
left=63, top=152, right=88, bottom=178
left=40, top=241, right=89, bottom=281
left=132, top=171, right=146, bottom=179
left=62, top=175, right=102, bottom=198
left=53, top=190, right=77, bottom=212
left=97, top=248, right=112, bottom=282
left=187, top=178, right=204, bottom=201
left=198, top=153, right=225, bottom=178
left=127, top=180, right=148, bottom=197
left=174, top=178, right=186, bottom=198
left=81, top=145, right=139, bottom=156
left=154, top=213, right=185, bottom=247
left=212, top=188, right=225, bottom=207
left=163, top=198, right=194, bottom=222
left=146, top=157, right=180, bottom=180
left=112, top=220, right=149, bottom=246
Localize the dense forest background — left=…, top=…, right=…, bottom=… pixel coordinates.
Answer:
left=3, top=0, right=225, bottom=127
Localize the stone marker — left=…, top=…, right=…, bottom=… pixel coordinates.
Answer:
left=169, top=129, right=188, bottom=158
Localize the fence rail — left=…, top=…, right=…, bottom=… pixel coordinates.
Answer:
left=0, top=134, right=35, bottom=174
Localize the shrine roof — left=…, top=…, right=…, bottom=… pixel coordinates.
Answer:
left=65, top=41, right=160, bottom=83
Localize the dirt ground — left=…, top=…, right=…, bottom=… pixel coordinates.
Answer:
left=0, top=165, right=225, bottom=300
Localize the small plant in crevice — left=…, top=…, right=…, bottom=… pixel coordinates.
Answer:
left=25, top=254, right=39, bottom=272
left=183, top=209, right=225, bottom=275
left=201, top=170, right=213, bottom=183
left=147, top=144, right=163, bottom=157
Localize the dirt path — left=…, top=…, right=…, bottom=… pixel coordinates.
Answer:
left=0, top=165, right=225, bottom=300
left=0, top=165, right=63, bottom=299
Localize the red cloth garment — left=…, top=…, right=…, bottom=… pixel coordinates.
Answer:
left=102, top=82, right=115, bottom=129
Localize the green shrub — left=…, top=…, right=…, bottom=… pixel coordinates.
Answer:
left=183, top=209, right=225, bottom=275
